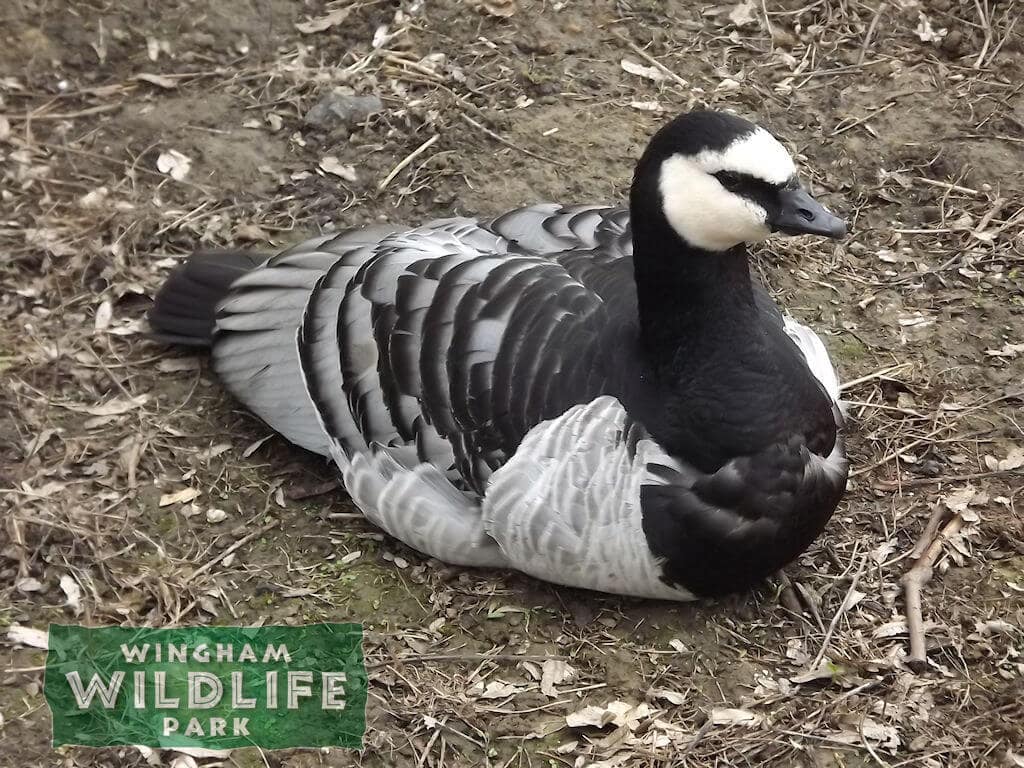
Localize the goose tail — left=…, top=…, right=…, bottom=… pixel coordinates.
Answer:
left=148, top=250, right=268, bottom=347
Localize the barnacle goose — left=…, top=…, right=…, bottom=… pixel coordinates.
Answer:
left=149, top=110, right=849, bottom=600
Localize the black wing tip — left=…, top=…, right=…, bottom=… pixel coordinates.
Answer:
left=149, top=249, right=267, bottom=347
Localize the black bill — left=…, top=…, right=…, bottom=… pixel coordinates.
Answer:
left=771, top=186, right=847, bottom=239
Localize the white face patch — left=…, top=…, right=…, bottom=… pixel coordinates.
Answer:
left=658, top=128, right=797, bottom=251
left=659, top=155, right=772, bottom=252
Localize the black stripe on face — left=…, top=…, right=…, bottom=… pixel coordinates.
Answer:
left=713, top=170, right=793, bottom=196
left=713, top=171, right=798, bottom=220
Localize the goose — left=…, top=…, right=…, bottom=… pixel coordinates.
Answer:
left=149, top=109, right=849, bottom=601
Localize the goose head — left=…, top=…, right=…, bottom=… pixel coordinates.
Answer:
left=630, top=110, right=846, bottom=253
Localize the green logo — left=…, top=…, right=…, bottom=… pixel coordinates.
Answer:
left=44, top=623, right=366, bottom=749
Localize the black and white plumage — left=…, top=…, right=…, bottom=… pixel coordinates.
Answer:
left=150, top=110, right=849, bottom=600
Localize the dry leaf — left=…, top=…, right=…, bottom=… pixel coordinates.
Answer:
left=630, top=100, right=665, bottom=112
left=999, top=447, right=1024, bottom=470
left=180, top=503, right=201, bottom=519
left=94, top=299, right=113, bottom=331
left=319, top=156, right=358, bottom=182
left=973, top=619, right=1017, bottom=636
left=789, top=661, right=851, bottom=684
left=234, top=223, right=271, bottom=242
left=710, top=707, right=763, bottom=727
left=136, top=73, right=178, bottom=89
left=872, top=620, right=909, bottom=639
left=942, top=485, right=978, bottom=514
left=540, top=659, right=576, bottom=697
left=566, top=701, right=653, bottom=730
left=25, top=428, right=60, bottom=458
left=16, top=577, right=44, bottom=593
left=156, top=357, right=201, bottom=373
left=7, top=625, right=48, bottom=650
left=566, top=705, right=618, bottom=729
left=243, top=434, right=274, bottom=458
left=371, top=24, right=390, bottom=48
left=340, top=551, right=362, bottom=564
left=648, top=688, right=686, bottom=705
left=986, top=342, right=1024, bottom=359
left=473, top=0, right=516, bottom=18
left=870, top=540, right=896, bottom=564
left=914, top=12, right=947, bottom=42
left=728, top=0, right=758, bottom=27
left=470, top=680, right=525, bottom=699
left=20, top=480, right=66, bottom=498
left=80, top=187, right=109, bottom=208
left=157, top=149, right=192, bottom=181
left=159, top=487, right=201, bottom=506
left=521, top=660, right=541, bottom=680
left=75, top=394, right=150, bottom=417
left=195, top=442, right=232, bottom=460
left=171, top=747, right=232, bottom=760
left=832, top=715, right=900, bottom=749
left=620, top=58, right=665, bottom=82
left=295, top=7, right=352, bottom=34
left=60, top=574, right=83, bottom=615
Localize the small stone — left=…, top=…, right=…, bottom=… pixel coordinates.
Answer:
left=304, top=91, right=383, bottom=130
left=206, top=508, right=228, bottom=523
left=772, top=27, right=798, bottom=48
left=941, top=28, right=963, bottom=56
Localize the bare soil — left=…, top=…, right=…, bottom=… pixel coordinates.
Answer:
left=2, top=1, right=1023, bottom=766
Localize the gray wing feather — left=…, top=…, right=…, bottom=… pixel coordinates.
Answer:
left=482, top=396, right=695, bottom=600
left=212, top=249, right=339, bottom=454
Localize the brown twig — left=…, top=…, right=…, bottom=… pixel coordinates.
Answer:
left=182, top=516, right=280, bottom=585
left=611, top=31, right=689, bottom=89
left=460, top=113, right=569, bottom=167
left=901, top=510, right=964, bottom=672
left=8, top=102, right=124, bottom=121
left=378, top=133, right=440, bottom=193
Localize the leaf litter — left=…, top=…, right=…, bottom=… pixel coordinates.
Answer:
left=2, top=0, right=1023, bottom=766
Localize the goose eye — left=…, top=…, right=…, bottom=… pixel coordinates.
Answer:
left=715, top=171, right=743, bottom=191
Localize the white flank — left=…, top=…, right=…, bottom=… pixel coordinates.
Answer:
left=482, top=396, right=697, bottom=601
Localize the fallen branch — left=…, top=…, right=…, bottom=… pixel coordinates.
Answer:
left=377, top=133, right=440, bottom=193
left=901, top=509, right=964, bottom=672
left=183, top=517, right=280, bottom=585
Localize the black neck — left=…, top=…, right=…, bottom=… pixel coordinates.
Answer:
left=625, top=202, right=838, bottom=471
left=631, top=214, right=758, bottom=367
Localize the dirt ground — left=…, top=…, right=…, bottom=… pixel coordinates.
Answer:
left=2, top=0, right=1023, bottom=766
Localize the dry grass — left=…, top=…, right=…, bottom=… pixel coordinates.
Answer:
left=2, top=0, right=1023, bottom=766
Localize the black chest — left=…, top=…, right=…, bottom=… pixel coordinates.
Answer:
left=613, top=279, right=837, bottom=472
